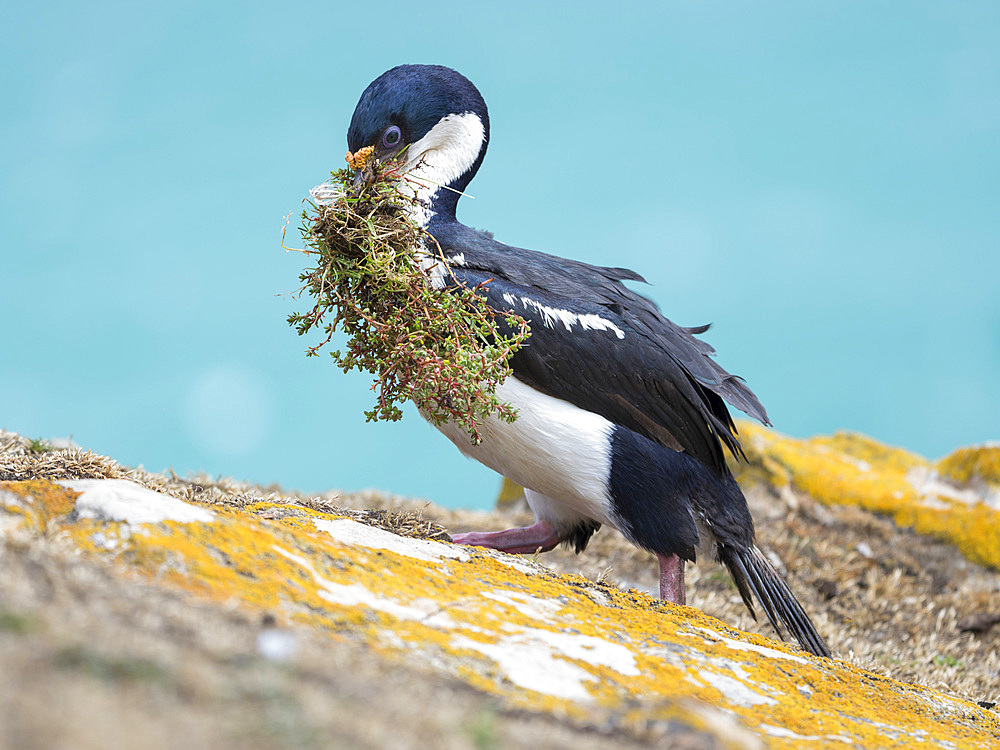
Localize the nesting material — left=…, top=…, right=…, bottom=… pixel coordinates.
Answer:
left=287, top=157, right=529, bottom=443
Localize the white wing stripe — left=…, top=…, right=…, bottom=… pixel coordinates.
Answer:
left=516, top=296, right=626, bottom=340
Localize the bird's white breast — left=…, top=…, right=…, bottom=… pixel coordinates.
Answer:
left=429, top=377, right=615, bottom=525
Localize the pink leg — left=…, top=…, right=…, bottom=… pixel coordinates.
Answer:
left=452, top=520, right=561, bottom=555
left=657, top=553, right=686, bottom=605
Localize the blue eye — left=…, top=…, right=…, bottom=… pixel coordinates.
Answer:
left=381, top=125, right=402, bottom=149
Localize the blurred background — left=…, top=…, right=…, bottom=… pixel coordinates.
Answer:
left=2, top=2, right=997, bottom=509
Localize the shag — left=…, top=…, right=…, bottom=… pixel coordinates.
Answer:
left=337, top=64, right=829, bottom=657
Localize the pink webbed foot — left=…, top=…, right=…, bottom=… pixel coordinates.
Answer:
left=451, top=520, right=561, bottom=555
left=657, top=552, right=686, bottom=605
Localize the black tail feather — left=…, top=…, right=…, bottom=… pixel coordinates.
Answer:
left=718, top=543, right=831, bottom=658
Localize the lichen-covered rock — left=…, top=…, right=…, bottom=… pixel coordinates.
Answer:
left=729, top=423, right=1000, bottom=571
left=937, top=444, right=1000, bottom=490
left=2, top=476, right=998, bottom=749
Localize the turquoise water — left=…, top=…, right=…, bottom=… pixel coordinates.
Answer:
left=2, top=2, right=998, bottom=509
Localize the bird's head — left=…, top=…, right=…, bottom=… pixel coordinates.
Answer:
left=346, top=65, right=490, bottom=224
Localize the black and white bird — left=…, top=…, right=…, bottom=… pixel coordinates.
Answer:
left=338, top=64, right=830, bottom=657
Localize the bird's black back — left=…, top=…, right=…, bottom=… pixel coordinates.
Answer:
left=431, top=219, right=769, bottom=480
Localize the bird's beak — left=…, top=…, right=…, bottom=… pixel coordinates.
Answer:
left=350, top=161, right=377, bottom=195
left=348, top=145, right=408, bottom=196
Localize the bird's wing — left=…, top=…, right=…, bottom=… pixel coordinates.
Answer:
left=432, top=224, right=769, bottom=478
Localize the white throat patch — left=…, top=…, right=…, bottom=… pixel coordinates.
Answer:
left=393, top=111, right=485, bottom=288
left=397, top=111, right=485, bottom=228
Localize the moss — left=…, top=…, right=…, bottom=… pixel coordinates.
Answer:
left=464, top=707, right=500, bottom=750
left=53, top=645, right=170, bottom=684
left=0, top=610, right=40, bottom=634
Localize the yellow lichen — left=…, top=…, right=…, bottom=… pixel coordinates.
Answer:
left=0, top=480, right=79, bottom=533
left=495, top=477, right=526, bottom=511
left=6, top=475, right=999, bottom=747
left=937, top=445, right=1000, bottom=487
left=730, top=423, right=1000, bottom=571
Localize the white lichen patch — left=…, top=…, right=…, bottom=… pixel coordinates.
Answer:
left=313, top=518, right=469, bottom=563
left=480, top=589, right=564, bottom=621
left=91, top=531, right=121, bottom=550
left=841, top=455, right=872, bottom=472
left=60, top=479, right=215, bottom=525
left=758, top=724, right=855, bottom=743
left=453, top=624, right=640, bottom=703
left=531, top=627, right=640, bottom=677
left=907, top=467, right=1000, bottom=511
left=272, top=545, right=438, bottom=620
left=700, top=671, right=778, bottom=708
left=687, top=627, right=809, bottom=664
left=318, top=581, right=442, bottom=621
left=0, top=489, right=27, bottom=508
left=453, top=634, right=595, bottom=701
left=273, top=539, right=645, bottom=703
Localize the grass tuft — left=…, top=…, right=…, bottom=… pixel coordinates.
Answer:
left=0, top=610, right=40, bottom=634
left=26, top=438, right=53, bottom=455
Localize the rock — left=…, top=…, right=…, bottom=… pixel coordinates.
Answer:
left=728, top=423, right=1000, bottom=571
left=61, top=478, right=216, bottom=524
left=938, top=444, right=1000, bottom=485
left=957, top=613, right=1000, bottom=634
left=3, top=467, right=1000, bottom=748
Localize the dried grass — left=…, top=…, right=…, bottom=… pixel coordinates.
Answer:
left=0, top=430, right=450, bottom=543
